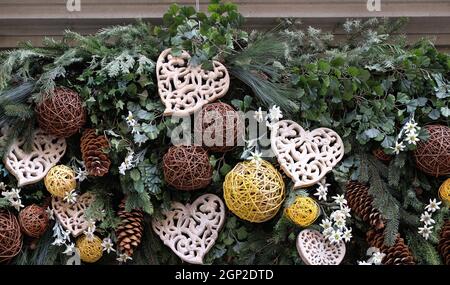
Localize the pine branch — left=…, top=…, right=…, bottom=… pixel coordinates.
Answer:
left=405, top=229, right=441, bottom=265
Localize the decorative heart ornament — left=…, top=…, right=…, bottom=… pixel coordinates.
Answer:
left=271, top=120, right=344, bottom=189
left=296, top=229, right=346, bottom=265
left=156, top=48, right=230, bottom=116
left=3, top=129, right=66, bottom=187
left=52, top=192, right=95, bottom=237
left=152, top=194, right=226, bottom=264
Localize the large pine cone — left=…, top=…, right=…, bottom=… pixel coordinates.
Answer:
left=366, top=229, right=415, bottom=265
left=438, top=220, right=450, bottom=265
left=80, top=129, right=111, bottom=176
left=116, top=199, right=144, bottom=257
left=346, top=181, right=385, bottom=230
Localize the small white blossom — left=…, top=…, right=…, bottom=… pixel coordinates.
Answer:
left=420, top=211, right=435, bottom=226
left=335, top=219, right=346, bottom=229
left=314, top=186, right=328, bottom=201
left=319, top=218, right=333, bottom=230
left=63, top=243, right=75, bottom=255
left=126, top=111, right=137, bottom=127
left=330, top=210, right=346, bottom=223
left=116, top=253, right=132, bottom=263
left=84, top=228, right=95, bottom=241
left=368, top=251, right=385, bottom=265
left=425, top=199, right=442, bottom=213
left=343, top=228, right=352, bottom=242
left=268, top=105, right=283, bottom=122
left=63, top=189, right=78, bottom=204
left=102, top=238, right=116, bottom=254
left=52, top=238, right=65, bottom=246
left=404, top=120, right=418, bottom=134
left=391, top=141, right=406, bottom=155
left=253, top=108, right=264, bottom=122
left=46, top=207, right=55, bottom=220
left=10, top=199, right=24, bottom=211
left=332, top=194, right=347, bottom=206
left=405, top=131, right=420, bottom=145
left=328, top=229, right=343, bottom=244
left=323, top=227, right=334, bottom=238
left=340, top=205, right=352, bottom=218
left=358, top=261, right=372, bottom=265
left=248, top=151, right=263, bottom=161
left=418, top=225, right=433, bottom=240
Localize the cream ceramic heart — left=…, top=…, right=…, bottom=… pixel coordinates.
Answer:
left=156, top=48, right=230, bottom=116
left=271, top=120, right=344, bottom=189
left=3, top=129, right=66, bottom=187
left=297, top=229, right=346, bottom=265
left=152, top=194, right=226, bottom=264
left=52, top=192, right=95, bottom=237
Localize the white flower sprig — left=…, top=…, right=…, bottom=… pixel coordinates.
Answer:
left=63, top=189, right=78, bottom=204
left=1, top=187, right=24, bottom=211
left=314, top=178, right=330, bottom=201
left=357, top=247, right=385, bottom=265
left=390, top=116, right=422, bottom=155
left=418, top=198, right=442, bottom=240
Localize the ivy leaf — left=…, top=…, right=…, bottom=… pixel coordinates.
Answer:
left=130, top=169, right=141, bottom=181
left=428, top=109, right=440, bottom=120
left=220, top=163, right=232, bottom=176
left=441, top=106, right=450, bottom=117
left=364, top=128, right=381, bottom=139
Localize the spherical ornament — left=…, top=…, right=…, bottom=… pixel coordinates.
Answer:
left=285, top=197, right=320, bottom=227
left=163, top=145, right=213, bottom=191
left=76, top=235, right=103, bottom=263
left=44, top=165, right=77, bottom=198
left=194, top=102, right=242, bottom=152
left=18, top=204, right=49, bottom=238
left=36, top=87, right=86, bottom=138
left=439, top=178, right=450, bottom=206
left=223, top=159, right=285, bottom=223
left=0, top=211, right=23, bottom=263
left=372, top=147, right=392, bottom=163
left=414, top=125, right=450, bottom=177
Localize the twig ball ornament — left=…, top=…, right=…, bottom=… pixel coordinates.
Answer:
left=439, top=178, right=450, bottom=206
left=372, top=148, right=392, bottom=163
left=36, top=87, right=86, bottom=138
left=18, top=205, right=49, bottom=238
left=44, top=165, right=77, bottom=198
left=285, top=197, right=320, bottom=227
left=223, top=159, right=285, bottom=223
left=163, top=145, right=213, bottom=191
left=0, top=211, right=23, bottom=263
left=194, top=102, right=242, bottom=152
left=414, top=125, right=450, bottom=177
left=76, top=235, right=103, bottom=263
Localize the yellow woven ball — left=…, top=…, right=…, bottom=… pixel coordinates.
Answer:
left=76, top=235, right=103, bottom=263
left=44, top=165, right=76, bottom=198
left=439, top=178, right=450, bottom=205
left=285, top=196, right=320, bottom=227
left=223, top=159, right=285, bottom=223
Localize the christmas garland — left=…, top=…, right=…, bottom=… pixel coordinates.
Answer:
left=0, top=1, right=449, bottom=265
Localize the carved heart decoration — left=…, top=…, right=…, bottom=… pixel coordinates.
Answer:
left=296, top=229, right=346, bottom=265
left=156, top=48, right=230, bottom=116
left=271, top=120, right=344, bottom=189
left=152, top=194, right=226, bottom=264
left=3, top=129, right=66, bottom=187
left=52, top=192, right=95, bottom=237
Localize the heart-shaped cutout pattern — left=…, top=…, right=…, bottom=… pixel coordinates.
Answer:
left=3, top=129, right=66, bottom=187
left=297, top=229, right=346, bottom=265
left=52, top=192, right=95, bottom=237
left=156, top=48, right=230, bottom=117
left=152, top=194, right=225, bottom=264
left=271, top=120, right=344, bottom=189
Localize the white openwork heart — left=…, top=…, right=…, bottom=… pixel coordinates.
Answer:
left=3, top=129, right=66, bottom=187
left=152, top=194, right=226, bottom=264
left=271, top=120, right=344, bottom=189
left=156, top=48, right=230, bottom=117
left=296, top=229, right=346, bottom=265
left=52, top=192, right=95, bottom=237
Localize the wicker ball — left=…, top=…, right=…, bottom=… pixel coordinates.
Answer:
left=372, top=147, right=392, bottom=163
left=76, top=235, right=103, bottom=263
left=439, top=178, right=450, bottom=206
left=36, top=87, right=86, bottom=138
left=285, top=196, right=320, bottom=227
left=414, top=125, right=450, bottom=177
left=18, top=205, right=49, bottom=238
left=223, top=160, right=285, bottom=223
left=44, top=165, right=77, bottom=198
left=194, top=102, right=242, bottom=152
left=0, top=211, right=23, bottom=263
left=163, top=145, right=213, bottom=191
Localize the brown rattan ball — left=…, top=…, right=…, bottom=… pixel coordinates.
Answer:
left=194, top=102, right=242, bottom=152
left=414, top=125, right=450, bottom=177
left=18, top=205, right=49, bottom=238
left=372, top=147, right=392, bottom=163
left=36, top=87, right=86, bottom=138
left=0, top=211, right=23, bottom=263
left=163, top=145, right=213, bottom=191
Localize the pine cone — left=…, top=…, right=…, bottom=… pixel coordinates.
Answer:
left=438, top=220, right=450, bottom=265
left=116, top=198, right=144, bottom=257
left=80, top=129, right=111, bottom=176
left=346, top=181, right=385, bottom=230
left=366, top=229, right=415, bottom=265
